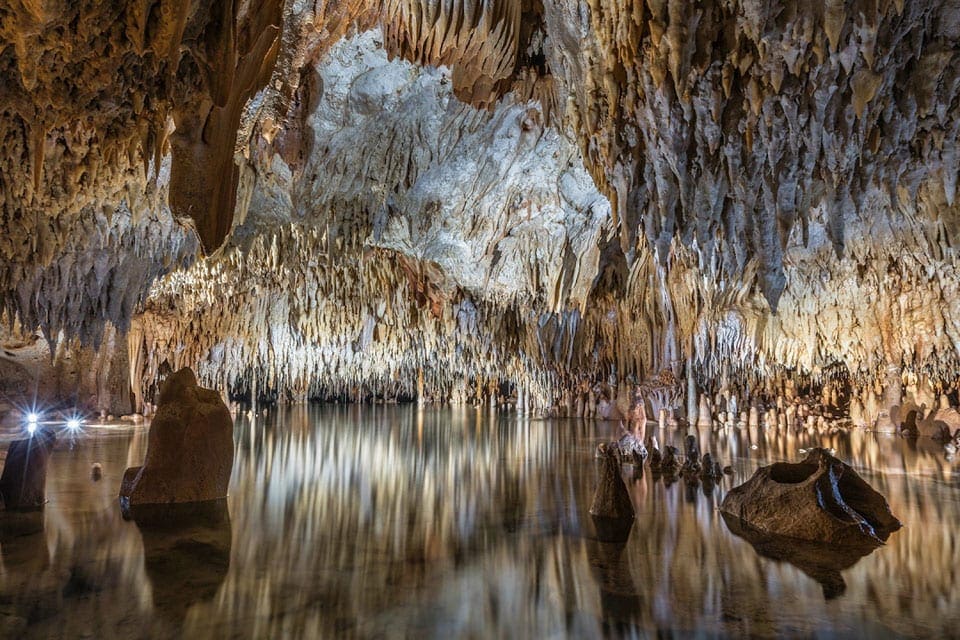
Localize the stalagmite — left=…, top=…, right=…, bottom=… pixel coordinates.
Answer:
left=697, top=395, right=712, bottom=428
left=0, top=430, right=57, bottom=511
left=589, top=444, right=634, bottom=521
left=879, top=364, right=903, bottom=433
left=721, top=449, right=901, bottom=546
left=119, top=368, right=234, bottom=512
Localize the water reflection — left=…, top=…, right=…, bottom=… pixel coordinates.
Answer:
left=0, top=406, right=958, bottom=638
left=130, top=501, right=232, bottom=628
left=720, top=512, right=879, bottom=600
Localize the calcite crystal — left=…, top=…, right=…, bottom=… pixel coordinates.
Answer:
left=720, top=449, right=901, bottom=546
left=119, top=368, right=233, bottom=510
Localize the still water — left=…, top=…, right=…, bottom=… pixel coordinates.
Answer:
left=1, top=405, right=958, bottom=638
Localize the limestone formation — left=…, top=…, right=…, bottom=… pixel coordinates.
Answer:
left=700, top=453, right=723, bottom=482
left=720, top=449, right=901, bottom=546
left=0, top=429, right=56, bottom=511
left=659, top=446, right=680, bottom=476
left=589, top=444, right=634, bottom=521
left=681, top=434, right=702, bottom=476
left=2, top=3, right=960, bottom=417
left=119, top=368, right=234, bottom=510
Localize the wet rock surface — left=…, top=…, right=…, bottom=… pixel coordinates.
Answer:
left=119, top=367, right=233, bottom=510
left=589, top=444, right=635, bottom=525
left=720, top=448, right=901, bottom=546
left=1, top=429, right=56, bottom=511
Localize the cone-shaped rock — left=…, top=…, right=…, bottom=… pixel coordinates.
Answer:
left=720, top=448, right=901, bottom=546
left=589, top=444, right=635, bottom=522
left=119, top=368, right=233, bottom=510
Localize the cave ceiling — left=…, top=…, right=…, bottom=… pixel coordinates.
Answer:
left=2, top=0, right=960, bottom=401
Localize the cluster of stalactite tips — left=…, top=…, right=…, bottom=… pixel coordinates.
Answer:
left=2, top=1, right=960, bottom=428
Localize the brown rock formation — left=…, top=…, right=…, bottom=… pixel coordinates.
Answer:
left=589, top=443, right=634, bottom=522
left=720, top=448, right=901, bottom=546
left=119, top=367, right=233, bottom=509
left=0, top=429, right=56, bottom=511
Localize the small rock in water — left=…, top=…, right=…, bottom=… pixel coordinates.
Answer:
left=91, top=463, right=102, bottom=481
left=700, top=453, right=723, bottom=481
left=646, top=436, right=662, bottom=470
left=660, top=446, right=680, bottom=475
left=722, top=465, right=734, bottom=475
left=682, top=435, right=702, bottom=475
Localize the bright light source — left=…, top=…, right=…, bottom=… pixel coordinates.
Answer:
left=27, top=412, right=38, bottom=424
left=27, top=422, right=36, bottom=435
left=67, top=418, right=81, bottom=430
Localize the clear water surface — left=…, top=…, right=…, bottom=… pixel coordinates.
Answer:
left=1, top=405, right=957, bottom=638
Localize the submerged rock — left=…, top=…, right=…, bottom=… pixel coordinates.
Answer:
left=720, top=448, right=901, bottom=546
left=119, top=368, right=234, bottom=511
left=0, top=429, right=56, bottom=511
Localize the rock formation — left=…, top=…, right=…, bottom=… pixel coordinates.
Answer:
left=720, top=448, right=901, bottom=546
left=119, top=368, right=233, bottom=511
left=0, top=429, right=56, bottom=511
left=589, top=444, right=634, bottom=523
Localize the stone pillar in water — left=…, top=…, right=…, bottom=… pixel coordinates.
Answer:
left=879, top=363, right=902, bottom=433
left=1, top=429, right=57, bottom=511
left=119, top=368, right=233, bottom=512
left=686, top=357, right=698, bottom=426
left=417, top=368, right=425, bottom=406
left=697, top=394, right=712, bottom=428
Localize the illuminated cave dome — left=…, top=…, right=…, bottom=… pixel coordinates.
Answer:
left=1, top=0, right=959, bottom=418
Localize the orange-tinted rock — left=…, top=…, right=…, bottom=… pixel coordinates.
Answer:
left=720, top=449, right=901, bottom=546
left=119, top=368, right=233, bottom=510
